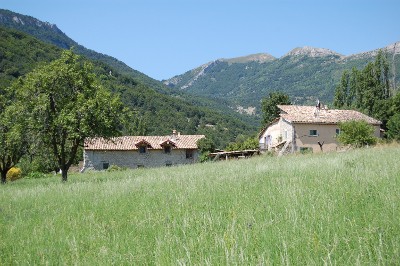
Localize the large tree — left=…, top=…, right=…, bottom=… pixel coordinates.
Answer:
left=261, top=92, right=291, bottom=125
left=0, top=93, right=29, bottom=183
left=15, top=50, right=126, bottom=181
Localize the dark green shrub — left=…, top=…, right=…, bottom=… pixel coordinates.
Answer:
left=337, top=120, right=377, bottom=147
left=24, top=172, right=48, bottom=179
left=106, top=165, right=127, bottom=172
left=387, top=113, right=400, bottom=141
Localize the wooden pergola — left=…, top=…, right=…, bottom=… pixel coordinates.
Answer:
left=208, top=149, right=260, bottom=161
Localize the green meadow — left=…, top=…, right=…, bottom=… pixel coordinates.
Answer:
left=1, top=145, right=400, bottom=265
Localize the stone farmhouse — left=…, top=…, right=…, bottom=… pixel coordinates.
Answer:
left=259, top=105, right=382, bottom=153
left=82, top=131, right=205, bottom=171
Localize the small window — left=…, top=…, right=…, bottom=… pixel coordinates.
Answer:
left=102, top=162, right=109, bottom=170
left=186, top=149, right=194, bottom=159
left=137, top=165, right=144, bottom=168
left=164, top=146, right=171, bottom=154
left=139, top=146, right=147, bottom=154
left=283, top=130, right=288, bottom=140
left=309, top=130, right=318, bottom=136
left=336, top=128, right=340, bottom=135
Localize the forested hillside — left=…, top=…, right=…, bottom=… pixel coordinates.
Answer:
left=0, top=26, right=256, bottom=148
left=0, top=9, right=161, bottom=87
left=0, top=27, right=60, bottom=89
left=0, top=9, right=257, bottom=129
left=165, top=45, right=400, bottom=113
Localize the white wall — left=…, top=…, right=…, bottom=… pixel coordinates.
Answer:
left=82, top=149, right=200, bottom=171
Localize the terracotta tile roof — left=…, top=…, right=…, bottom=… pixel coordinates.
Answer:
left=84, top=135, right=205, bottom=151
left=277, top=105, right=381, bottom=125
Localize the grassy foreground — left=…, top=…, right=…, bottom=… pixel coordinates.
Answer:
left=1, top=145, right=400, bottom=265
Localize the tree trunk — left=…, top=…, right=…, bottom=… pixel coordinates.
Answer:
left=61, top=169, right=68, bottom=182
left=1, top=170, right=7, bottom=184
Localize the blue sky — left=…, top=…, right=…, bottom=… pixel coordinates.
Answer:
left=1, top=0, right=399, bottom=80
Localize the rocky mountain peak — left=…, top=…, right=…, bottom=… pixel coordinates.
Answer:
left=0, top=9, right=62, bottom=33
left=384, top=42, right=400, bottom=54
left=283, top=46, right=343, bottom=58
left=345, top=41, right=400, bottom=60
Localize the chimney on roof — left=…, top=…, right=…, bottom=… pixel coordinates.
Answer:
left=172, top=129, right=177, bottom=141
left=316, top=99, right=321, bottom=110
left=314, top=99, right=321, bottom=117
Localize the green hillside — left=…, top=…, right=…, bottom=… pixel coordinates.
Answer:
left=0, top=26, right=256, bottom=148
left=1, top=145, right=399, bottom=264
left=0, top=8, right=161, bottom=88
left=0, top=27, right=60, bottom=89
left=165, top=45, right=400, bottom=112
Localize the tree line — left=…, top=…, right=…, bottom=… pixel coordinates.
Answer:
left=333, top=50, right=400, bottom=140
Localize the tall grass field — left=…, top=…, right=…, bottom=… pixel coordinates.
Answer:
left=1, top=145, right=400, bottom=264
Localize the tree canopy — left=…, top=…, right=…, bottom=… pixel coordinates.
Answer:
left=0, top=92, right=29, bottom=183
left=261, top=92, right=291, bottom=125
left=387, top=113, right=400, bottom=141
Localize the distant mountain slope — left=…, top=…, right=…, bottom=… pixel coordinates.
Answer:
left=0, top=26, right=61, bottom=89
left=0, top=9, right=163, bottom=89
left=164, top=44, right=400, bottom=113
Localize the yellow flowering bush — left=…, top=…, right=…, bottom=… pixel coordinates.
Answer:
left=6, top=167, right=22, bottom=181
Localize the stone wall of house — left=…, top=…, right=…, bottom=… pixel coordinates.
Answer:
left=82, top=149, right=200, bottom=171
left=259, top=118, right=294, bottom=150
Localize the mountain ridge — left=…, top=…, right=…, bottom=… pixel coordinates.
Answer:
left=164, top=41, right=400, bottom=113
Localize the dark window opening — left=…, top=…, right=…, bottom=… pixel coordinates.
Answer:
left=102, top=162, right=109, bottom=170
left=139, top=146, right=147, bottom=154
left=186, top=149, right=194, bottom=159
left=164, top=146, right=171, bottom=154
left=309, top=130, right=318, bottom=136
left=137, top=165, right=144, bottom=168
